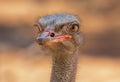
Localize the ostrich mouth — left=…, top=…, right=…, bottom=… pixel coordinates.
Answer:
left=36, top=31, right=72, bottom=45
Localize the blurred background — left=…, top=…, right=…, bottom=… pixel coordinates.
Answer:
left=0, top=0, right=120, bottom=82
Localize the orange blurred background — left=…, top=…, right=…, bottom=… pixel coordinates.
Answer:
left=0, top=0, right=120, bottom=82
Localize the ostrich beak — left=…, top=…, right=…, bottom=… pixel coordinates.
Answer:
left=36, top=31, right=72, bottom=45
left=36, top=31, right=52, bottom=45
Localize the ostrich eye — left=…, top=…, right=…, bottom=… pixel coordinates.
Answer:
left=33, top=23, right=44, bottom=37
left=33, top=23, right=43, bottom=33
left=60, top=24, right=79, bottom=34
left=69, top=24, right=79, bottom=32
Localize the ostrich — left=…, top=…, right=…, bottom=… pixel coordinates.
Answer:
left=34, top=14, right=83, bottom=82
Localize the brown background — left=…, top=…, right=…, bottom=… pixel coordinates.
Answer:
left=0, top=0, right=120, bottom=82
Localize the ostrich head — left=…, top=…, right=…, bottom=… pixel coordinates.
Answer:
left=35, top=14, right=82, bottom=54
left=34, top=14, right=83, bottom=82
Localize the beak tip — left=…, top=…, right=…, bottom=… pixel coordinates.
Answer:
left=36, top=37, right=39, bottom=41
left=35, top=37, right=43, bottom=45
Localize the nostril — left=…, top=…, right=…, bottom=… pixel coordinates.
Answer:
left=50, top=33, right=55, bottom=37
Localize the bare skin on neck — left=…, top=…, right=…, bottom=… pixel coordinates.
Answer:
left=50, top=49, right=79, bottom=82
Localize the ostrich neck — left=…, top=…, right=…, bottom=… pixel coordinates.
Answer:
left=50, top=49, right=79, bottom=82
